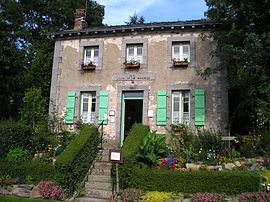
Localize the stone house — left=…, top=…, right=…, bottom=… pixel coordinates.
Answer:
left=49, top=18, right=228, bottom=147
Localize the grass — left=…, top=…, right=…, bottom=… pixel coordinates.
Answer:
left=0, top=196, right=60, bottom=202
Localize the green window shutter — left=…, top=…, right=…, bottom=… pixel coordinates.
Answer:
left=156, top=90, right=167, bottom=126
left=65, top=91, right=76, bottom=124
left=98, top=90, right=108, bottom=125
left=195, top=89, right=205, bottom=126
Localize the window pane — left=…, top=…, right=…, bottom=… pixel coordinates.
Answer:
left=172, top=92, right=180, bottom=123
left=183, top=91, right=190, bottom=123
left=128, top=47, right=134, bottom=56
left=94, top=48, right=99, bottom=57
left=124, top=91, right=144, bottom=98
left=173, top=45, right=180, bottom=60
left=85, top=48, right=91, bottom=57
left=183, top=45, right=189, bottom=54
left=137, top=47, right=142, bottom=55
left=137, top=55, right=143, bottom=63
left=183, top=45, right=190, bottom=61
left=91, top=97, right=96, bottom=112
left=84, top=48, right=91, bottom=64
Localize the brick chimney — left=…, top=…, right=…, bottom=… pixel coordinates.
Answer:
left=74, top=9, right=88, bottom=30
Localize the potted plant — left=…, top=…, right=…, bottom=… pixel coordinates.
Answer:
left=172, top=58, right=189, bottom=67
left=123, top=59, right=140, bottom=68
left=81, top=61, right=96, bottom=70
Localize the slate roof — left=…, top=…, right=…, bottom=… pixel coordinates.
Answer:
left=51, top=19, right=222, bottom=39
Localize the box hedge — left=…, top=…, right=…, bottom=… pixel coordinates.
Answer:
left=122, top=123, right=150, bottom=158
left=120, top=165, right=261, bottom=195
left=55, top=125, right=99, bottom=193
left=0, top=161, right=55, bottom=183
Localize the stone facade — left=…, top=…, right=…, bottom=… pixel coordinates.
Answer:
left=49, top=20, right=228, bottom=148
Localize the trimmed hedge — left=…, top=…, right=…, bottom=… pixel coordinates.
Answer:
left=122, top=124, right=150, bottom=158
left=0, top=123, right=33, bottom=159
left=55, top=125, right=99, bottom=192
left=120, top=124, right=150, bottom=187
left=0, top=161, right=55, bottom=183
left=121, top=166, right=261, bottom=195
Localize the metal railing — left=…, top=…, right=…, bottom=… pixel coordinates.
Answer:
left=97, top=120, right=104, bottom=149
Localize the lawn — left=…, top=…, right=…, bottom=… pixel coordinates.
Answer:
left=0, top=196, right=60, bottom=202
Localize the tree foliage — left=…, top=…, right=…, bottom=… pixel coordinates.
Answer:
left=125, top=12, right=145, bottom=25
left=0, top=0, right=104, bottom=120
left=205, top=0, right=270, bottom=133
left=20, top=87, right=47, bottom=128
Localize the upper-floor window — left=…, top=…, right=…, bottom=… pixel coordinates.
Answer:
left=126, top=44, right=143, bottom=64
left=172, top=90, right=190, bottom=124
left=172, top=42, right=190, bottom=63
left=84, top=46, right=99, bottom=66
left=80, top=92, right=96, bottom=123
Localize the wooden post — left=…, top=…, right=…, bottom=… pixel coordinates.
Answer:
left=116, top=163, right=119, bottom=193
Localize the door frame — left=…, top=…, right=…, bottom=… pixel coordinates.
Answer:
left=120, top=93, right=144, bottom=147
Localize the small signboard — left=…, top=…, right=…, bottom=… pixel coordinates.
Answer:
left=109, top=149, right=123, bottom=163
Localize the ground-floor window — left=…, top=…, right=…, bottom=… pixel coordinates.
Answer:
left=80, top=92, right=96, bottom=123
left=172, top=90, right=190, bottom=124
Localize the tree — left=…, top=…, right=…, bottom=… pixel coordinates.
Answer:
left=0, top=0, right=104, bottom=120
left=20, top=87, right=47, bottom=128
left=204, top=0, right=270, bottom=133
left=125, top=12, right=145, bottom=25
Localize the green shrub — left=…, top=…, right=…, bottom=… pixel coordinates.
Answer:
left=0, top=161, right=55, bottom=183
left=196, top=129, right=224, bottom=164
left=0, top=123, right=34, bottom=159
left=55, top=125, right=99, bottom=194
left=141, top=191, right=170, bottom=201
left=258, top=129, right=270, bottom=156
left=122, top=124, right=150, bottom=159
left=137, top=131, right=170, bottom=166
left=6, top=148, right=30, bottom=162
left=239, top=143, right=257, bottom=158
left=121, top=166, right=261, bottom=195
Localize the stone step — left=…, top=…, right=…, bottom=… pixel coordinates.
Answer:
left=85, top=181, right=112, bottom=190
left=85, top=189, right=112, bottom=199
left=88, top=175, right=111, bottom=183
left=100, top=155, right=109, bottom=162
left=91, top=167, right=111, bottom=175
left=100, top=149, right=111, bottom=156
left=74, top=196, right=111, bottom=202
left=94, top=162, right=111, bottom=169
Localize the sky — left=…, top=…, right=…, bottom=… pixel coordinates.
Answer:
left=96, top=0, right=208, bottom=25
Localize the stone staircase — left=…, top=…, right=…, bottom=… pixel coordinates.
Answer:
left=74, top=148, right=113, bottom=202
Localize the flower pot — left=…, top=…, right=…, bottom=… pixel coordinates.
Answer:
left=81, top=64, right=96, bottom=70
left=125, top=63, right=140, bottom=68
left=173, top=61, right=189, bottom=67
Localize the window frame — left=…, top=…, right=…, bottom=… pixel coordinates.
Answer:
left=126, top=43, right=143, bottom=64
left=172, top=42, right=191, bottom=62
left=79, top=41, right=103, bottom=70
left=80, top=92, right=96, bottom=123
left=167, top=36, right=196, bottom=68
left=121, top=38, right=148, bottom=69
left=83, top=46, right=99, bottom=66
left=171, top=90, right=190, bottom=124
left=74, top=86, right=101, bottom=123
left=166, top=84, right=196, bottom=129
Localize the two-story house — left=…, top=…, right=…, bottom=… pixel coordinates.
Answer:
left=49, top=17, right=228, bottom=147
